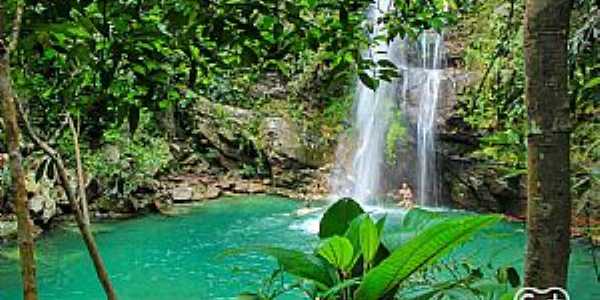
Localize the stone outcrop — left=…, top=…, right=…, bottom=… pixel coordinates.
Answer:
left=187, top=97, right=260, bottom=171
left=0, top=219, right=17, bottom=242
left=184, top=98, right=330, bottom=198
left=28, top=194, right=57, bottom=224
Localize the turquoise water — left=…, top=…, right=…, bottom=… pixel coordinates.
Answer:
left=0, top=196, right=598, bottom=299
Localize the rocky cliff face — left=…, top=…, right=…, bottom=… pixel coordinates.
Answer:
left=167, top=98, right=331, bottom=204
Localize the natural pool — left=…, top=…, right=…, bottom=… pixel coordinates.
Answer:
left=0, top=196, right=598, bottom=300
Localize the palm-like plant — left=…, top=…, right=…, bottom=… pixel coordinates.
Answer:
left=233, top=198, right=503, bottom=300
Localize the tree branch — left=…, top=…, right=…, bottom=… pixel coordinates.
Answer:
left=68, top=114, right=90, bottom=225
left=8, top=2, right=24, bottom=54
left=17, top=101, right=118, bottom=300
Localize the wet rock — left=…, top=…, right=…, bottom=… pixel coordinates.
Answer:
left=171, top=186, right=194, bottom=202
left=233, top=181, right=267, bottom=194
left=95, top=197, right=122, bottom=212
left=0, top=220, right=17, bottom=241
left=28, top=194, right=57, bottom=224
left=192, top=184, right=221, bottom=200
left=442, top=156, right=526, bottom=217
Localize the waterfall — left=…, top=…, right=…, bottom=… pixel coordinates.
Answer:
left=329, top=0, right=399, bottom=205
left=330, top=1, right=446, bottom=207
left=414, top=33, right=445, bottom=206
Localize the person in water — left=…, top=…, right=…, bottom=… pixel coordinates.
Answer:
left=397, top=183, right=414, bottom=208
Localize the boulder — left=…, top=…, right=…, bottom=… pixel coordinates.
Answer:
left=188, top=97, right=261, bottom=171
left=260, top=117, right=326, bottom=168
left=171, top=186, right=194, bottom=202
left=192, top=184, right=221, bottom=200
left=442, top=156, right=526, bottom=217
left=28, top=194, right=57, bottom=224
left=232, top=181, right=267, bottom=194
left=0, top=220, right=17, bottom=241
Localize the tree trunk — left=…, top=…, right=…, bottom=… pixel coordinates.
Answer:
left=0, top=3, right=38, bottom=299
left=20, top=109, right=118, bottom=300
left=524, top=0, right=573, bottom=289
left=68, top=116, right=90, bottom=225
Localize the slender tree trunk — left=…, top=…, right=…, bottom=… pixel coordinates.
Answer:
left=19, top=109, right=117, bottom=300
left=0, top=3, right=38, bottom=299
left=524, top=0, right=573, bottom=289
left=68, top=116, right=90, bottom=225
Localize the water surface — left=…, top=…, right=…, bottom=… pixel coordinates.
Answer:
left=0, top=196, right=597, bottom=299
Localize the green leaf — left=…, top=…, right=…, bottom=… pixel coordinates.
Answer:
left=376, top=215, right=387, bottom=236
left=359, top=72, right=379, bottom=90
left=499, top=290, right=517, bottom=300
left=319, top=198, right=365, bottom=239
left=318, top=236, right=355, bottom=272
left=359, top=217, right=380, bottom=264
left=583, top=77, right=600, bottom=90
left=377, top=59, right=397, bottom=69
left=345, top=214, right=366, bottom=262
left=223, top=246, right=334, bottom=287
left=355, top=215, right=502, bottom=300
left=402, top=208, right=446, bottom=230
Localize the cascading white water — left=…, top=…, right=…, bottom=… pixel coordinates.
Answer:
left=330, top=1, right=446, bottom=207
left=330, top=0, right=400, bottom=205
left=414, top=33, right=445, bottom=206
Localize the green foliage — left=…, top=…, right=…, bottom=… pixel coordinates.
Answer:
left=319, top=198, right=365, bottom=239
left=355, top=214, right=501, bottom=300
left=232, top=198, right=502, bottom=299
left=84, top=111, right=172, bottom=197
left=318, top=236, right=356, bottom=273
left=358, top=217, right=380, bottom=266
left=0, top=164, right=11, bottom=204
left=385, top=110, right=408, bottom=165
left=236, top=268, right=303, bottom=300
left=457, top=0, right=527, bottom=174
left=457, top=0, right=599, bottom=220
left=12, top=0, right=375, bottom=136
left=569, top=2, right=599, bottom=218
left=385, top=0, right=478, bottom=40
left=232, top=246, right=335, bottom=289
left=398, top=261, right=519, bottom=300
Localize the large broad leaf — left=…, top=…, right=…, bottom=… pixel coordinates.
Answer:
left=359, top=217, right=380, bottom=265
left=224, top=247, right=334, bottom=288
left=402, top=208, right=447, bottom=230
left=355, top=215, right=502, bottom=300
left=358, top=72, right=379, bottom=90
left=345, top=214, right=367, bottom=263
left=318, top=236, right=355, bottom=272
left=319, top=198, right=365, bottom=239
left=376, top=215, right=387, bottom=236
left=383, top=209, right=446, bottom=250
